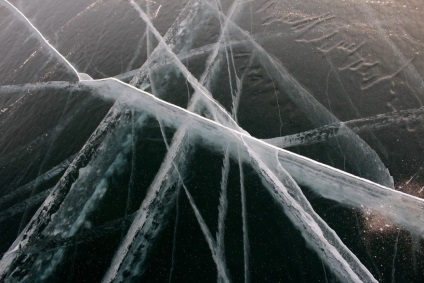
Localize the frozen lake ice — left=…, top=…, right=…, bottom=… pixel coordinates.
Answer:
left=1, top=0, right=424, bottom=282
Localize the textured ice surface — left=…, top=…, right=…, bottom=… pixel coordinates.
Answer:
left=1, top=0, right=424, bottom=282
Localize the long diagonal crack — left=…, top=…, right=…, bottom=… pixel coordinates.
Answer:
left=86, top=78, right=419, bottom=282
left=103, top=1, right=243, bottom=281
left=1, top=0, right=81, bottom=80
left=200, top=0, right=394, bottom=188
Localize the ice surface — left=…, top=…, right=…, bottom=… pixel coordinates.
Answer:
left=1, top=0, right=424, bottom=282
left=0, top=1, right=80, bottom=82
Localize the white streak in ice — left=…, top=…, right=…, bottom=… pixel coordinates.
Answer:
left=201, top=0, right=394, bottom=188
left=157, top=117, right=231, bottom=283
left=86, top=79, right=424, bottom=239
left=128, top=0, right=241, bottom=131
left=1, top=1, right=81, bottom=80
left=238, top=136, right=376, bottom=283
left=216, top=148, right=230, bottom=262
left=82, top=78, right=424, bottom=282
left=238, top=148, right=250, bottom=283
